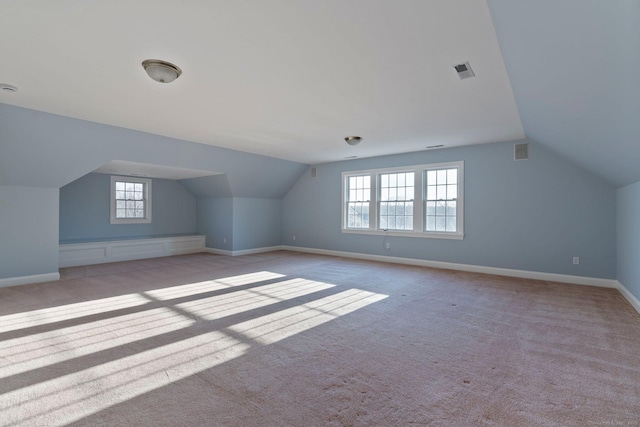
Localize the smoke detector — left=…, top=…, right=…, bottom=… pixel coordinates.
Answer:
left=453, top=62, right=475, bottom=80
left=345, top=136, right=362, bottom=146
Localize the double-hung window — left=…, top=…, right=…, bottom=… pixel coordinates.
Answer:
left=110, top=176, right=152, bottom=224
left=379, top=171, right=414, bottom=231
left=342, top=161, right=463, bottom=239
left=345, top=175, right=371, bottom=228
left=425, top=167, right=459, bottom=232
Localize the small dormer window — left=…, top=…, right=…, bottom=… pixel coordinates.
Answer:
left=110, top=176, right=152, bottom=224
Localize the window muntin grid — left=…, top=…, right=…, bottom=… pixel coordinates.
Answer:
left=425, top=168, right=458, bottom=232
left=110, top=176, right=151, bottom=224
left=346, top=174, right=370, bottom=229
left=379, top=172, right=414, bottom=231
left=115, top=181, right=146, bottom=219
left=341, top=161, right=463, bottom=240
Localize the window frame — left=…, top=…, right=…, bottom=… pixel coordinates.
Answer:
left=110, top=175, right=152, bottom=224
left=344, top=174, right=372, bottom=230
left=341, top=161, right=464, bottom=240
left=378, top=170, right=415, bottom=232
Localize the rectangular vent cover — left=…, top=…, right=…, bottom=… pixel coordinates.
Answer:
left=514, top=143, right=529, bottom=160
left=310, top=167, right=317, bottom=178
left=453, top=62, right=475, bottom=80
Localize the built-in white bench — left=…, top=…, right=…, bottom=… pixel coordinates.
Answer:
left=59, top=235, right=206, bottom=268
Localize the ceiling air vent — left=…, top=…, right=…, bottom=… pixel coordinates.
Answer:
left=514, top=143, right=529, bottom=161
left=453, top=62, right=475, bottom=80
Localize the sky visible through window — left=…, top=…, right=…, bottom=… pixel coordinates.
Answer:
left=425, top=168, right=457, bottom=232
left=380, top=172, right=414, bottom=231
left=115, top=181, right=145, bottom=218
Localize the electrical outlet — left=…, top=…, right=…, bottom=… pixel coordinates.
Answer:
left=385, top=242, right=391, bottom=249
left=573, top=257, right=580, bottom=265
left=223, top=237, right=227, bottom=243
left=293, top=235, right=296, bottom=241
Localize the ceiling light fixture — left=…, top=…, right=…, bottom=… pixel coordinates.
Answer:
left=344, top=136, right=362, bottom=146
left=0, top=83, right=18, bottom=93
left=142, top=59, right=182, bottom=83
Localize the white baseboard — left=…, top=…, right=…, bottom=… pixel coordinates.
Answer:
left=195, top=244, right=640, bottom=316
left=0, top=272, right=61, bottom=289
left=615, top=281, right=640, bottom=315
left=205, top=246, right=282, bottom=257
left=280, top=245, right=618, bottom=289
left=59, top=235, right=206, bottom=268
left=204, top=247, right=233, bottom=256
left=17, top=242, right=639, bottom=316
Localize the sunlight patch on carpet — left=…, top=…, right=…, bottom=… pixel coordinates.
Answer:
left=229, top=289, right=388, bottom=345
left=0, top=271, right=389, bottom=426
left=175, top=278, right=335, bottom=321
left=0, top=331, right=249, bottom=426
left=146, top=271, right=285, bottom=300
left=0, top=307, right=193, bottom=378
left=0, top=294, right=150, bottom=334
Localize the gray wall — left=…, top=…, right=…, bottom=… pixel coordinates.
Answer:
left=617, top=181, right=640, bottom=301
left=487, top=0, right=640, bottom=187
left=233, top=198, right=282, bottom=251
left=59, top=173, right=197, bottom=243
left=197, top=198, right=233, bottom=250
left=0, top=103, right=622, bottom=282
left=0, top=103, right=307, bottom=280
left=283, top=140, right=616, bottom=279
left=196, top=197, right=282, bottom=251
left=0, top=104, right=307, bottom=194
left=0, top=186, right=59, bottom=279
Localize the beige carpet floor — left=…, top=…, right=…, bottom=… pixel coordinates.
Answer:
left=0, top=251, right=639, bottom=426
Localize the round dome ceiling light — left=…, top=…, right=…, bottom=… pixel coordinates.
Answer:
left=142, top=59, right=182, bottom=83
left=0, top=84, right=18, bottom=93
left=344, top=136, right=362, bottom=146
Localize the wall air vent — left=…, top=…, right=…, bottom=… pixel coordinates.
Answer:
left=453, top=62, right=475, bottom=80
left=514, top=143, right=529, bottom=161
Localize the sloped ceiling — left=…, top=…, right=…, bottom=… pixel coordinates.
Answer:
left=1, top=1, right=636, bottom=188
left=487, top=0, right=640, bottom=187
left=0, top=0, right=523, bottom=165
left=0, top=103, right=307, bottom=197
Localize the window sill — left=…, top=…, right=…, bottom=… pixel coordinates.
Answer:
left=341, top=228, right=464, bottom=240
left=110, top=218, right=152, bottom=225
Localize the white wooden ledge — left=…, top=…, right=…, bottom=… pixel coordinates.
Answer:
left=59, top=235, right=205, bottom=268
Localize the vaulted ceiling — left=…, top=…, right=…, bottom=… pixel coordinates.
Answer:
left=0, top=1, right=637, bottom=187
left=487, top=0, right=640, bottom=187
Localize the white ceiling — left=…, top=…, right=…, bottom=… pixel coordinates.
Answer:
left=0, top=0, right=524, bottom=165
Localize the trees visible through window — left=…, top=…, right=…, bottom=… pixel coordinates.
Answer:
left=115, top=181, right=146, bottom=219
left=425, top=168, right=458, bottom=232
left=379, top=172, right=414, bottom=231
left=346, top=175, right=370, bottom=228
left=342, top=161, right=463, bottom=239
left=110, top=176, right=152, bottom=224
